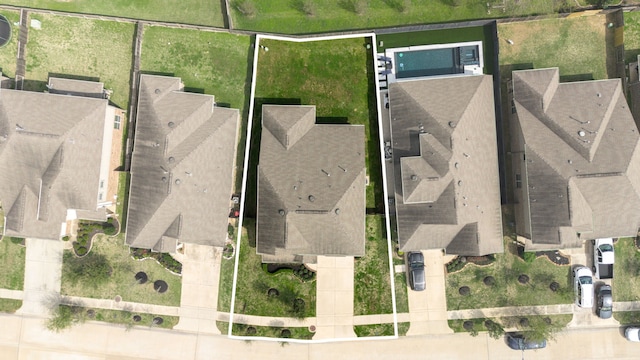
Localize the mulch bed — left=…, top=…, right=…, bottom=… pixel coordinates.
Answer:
left=535, top=250, right=570, bottom=265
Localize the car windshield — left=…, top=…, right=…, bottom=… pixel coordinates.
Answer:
left=599, top=244, right=614, bottom=252
left=579, top=276, right=592, bottom=285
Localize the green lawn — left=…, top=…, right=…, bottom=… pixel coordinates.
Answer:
left=60, top=234, right=182, bottom=306
left=218, top=321, right=315, bottom=339
left=354, top=215, right=393, bottom=315
left=624, top=11, right=640, bottom=64
left=448, top=314, right=571, bottom=340
left=232, top=219, right=316, bottom=318
left=92, top=308, right=178, bottom=329
left=0, top=237, right=26, bottom=290
left=394, top=273, right=409, bottom=314
left=217, top=240, right=236, bottom=313
left=0, top=299, right=22, bottom=313
left=614, top=311, right=640, bottom=326
left=249, top=36, right=382, bottom=215
left=25, top=13, right=134, bottom=109
left=498, top=14, right=608, bottom=81
left=115, top=172, right=130, bottom=231
left=354, top=322, right=409, bottom=337
left=4, top=0, right=223, bottom=27
left=613, top=238, right=640, bottom=302
left=230, top=0, right=563, bottom=34
left=0, top=9, right=20, bottom=78
left=446, top=240, right=572, bottom=310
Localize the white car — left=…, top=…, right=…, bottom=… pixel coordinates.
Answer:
left=626, top=327, right=640, bottom=342
left=574, top=266, right=594, bottom=308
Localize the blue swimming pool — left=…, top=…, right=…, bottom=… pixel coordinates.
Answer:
left=394, top=45, right=480, bottom=79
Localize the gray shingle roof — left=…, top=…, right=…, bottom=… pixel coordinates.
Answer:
left=0, top=82, right=111, bottom=240
left=48, top=78, right=106, bottom=99
left=256, top=105, right=365, bottom=262
left=390, top=75, right=503, bottom=256
left=125, top=75, right=239, bottom=251
left=512, top=68, right=640, bottom=249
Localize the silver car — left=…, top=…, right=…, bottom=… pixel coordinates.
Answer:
left=597, top=284, right=613, bottom=319
left=407, top=252, right=425, bottom=291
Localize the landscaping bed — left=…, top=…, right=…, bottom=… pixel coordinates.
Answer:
left=72, top=218, right=119, bottom=257
left=130, top=248, right=182, bottom=274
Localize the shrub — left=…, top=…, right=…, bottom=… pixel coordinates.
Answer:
left=103, top=224, right=117, bottom=236
left=64, top=252, right=112, bottom=287
left=76, top=246, right=88, bottom=256
left=62, top=236, right=70, bottom=242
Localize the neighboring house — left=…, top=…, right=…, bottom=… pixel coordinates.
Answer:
left=126, top=75, right=239, bottom=252
left=390, top=75, right=503, bottom=256
left=256, top=105, right=365, bottom=263
left=0, top=77, right=122, bottom=240
left=511, top=68, right=640, bottom=250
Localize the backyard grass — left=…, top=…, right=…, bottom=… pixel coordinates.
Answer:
left=0, top=237, right=26, bottom=290
left=613, top=238, right=640, bottom=302
left=624, top=11, right=640, bottom=64
left=60, top=234, right=182, bottom=306
left=0, top=299, right=22, bottom=313
left=230, top=0, right=565, bottom=34
left=446, top=239, right=572, bottom=310
left=354, top=215, right=393, bottom=315
left=249, top=36, right=382, bottom=215
left=0, top=9, right=20, bottom=78
left=498, top=14, right=608, bottom=81
left=115, top=172, right=130, bottom=231
left=232, top=219, right=316, bottom=318
left=25, top=13, right=134, bottom=109
left=3, top=0, right=223, bottom=27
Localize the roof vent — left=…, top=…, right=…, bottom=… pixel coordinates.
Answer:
left=411, top=175, right=418, bottom=181
left=578, top=130, right=586, bottom=137
left=175, top=179, right=181, bottom=185
left=168, top=121, right=175, bottom=128
left=168, top=157, right=175, bottom=163
left=448, top=121, right=456, bottom=128
left=458, top=180, right=463, bottom=186
left=155, top=89, right=161, bottom=94
left=335, top=208, right=340, bottom=215
left=454, top=162, right=459, bottom=169
left=568, top=159, right=573, bottom=164
left=597, top=93, right=601, bottom=97
left=308, top=195, right=315, bottom=202
left=162, top=177, right=168, bottom=182
left=278, top=209, right=285, bottom=216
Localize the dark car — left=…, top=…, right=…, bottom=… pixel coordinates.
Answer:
left=505, top=333, right=547, bottom=350
left=407, top=251, right=425, bottom=291
left=597, top=284, right=613, bottom=319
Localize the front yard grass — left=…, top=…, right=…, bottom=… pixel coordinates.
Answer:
left=92, top=308, right=178, bottom=329
left=446, top=240, right=572, bottom=310
left=25, top=13, right=134, bottom=109
left=614, top=311, right=640, bottom=325
left=394, top=273, right=409, bottom=314
left=60, top=234, right=181, bottom=306
left=0, top=299, right=22, bottom=313
left=354, top=322, right=409, bottom=337
left=613, top=238, right=640, bottom=302
left=217, top=321, right=315, bottom=339
left=448, top=314, right=572, bottom=340
left=217, top=241, right=236, bottom=313
left=0, top=9, right=20, bottom=78
left=230, top=0, right=564, bottom=35
left=3, top=0, right=223, bottom=27
left=0, top=237, right=26, bottom=290
left=498, top=14, right=608, bottom=81
left=232, top=219, right=316, bottom=318
left=249, top=36, right=382, bottom=216
left=354, top=215, right=393, bottom=315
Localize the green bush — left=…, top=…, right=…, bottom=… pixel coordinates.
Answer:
left=62, top=236, right=70, bottom=242
left=63, top=252, right=112, bottom=288
left=76, top=246, right=88, bottom=256
left=523, top=252, right=537, bottom=263
left=103, top=224, right=117, bottom=236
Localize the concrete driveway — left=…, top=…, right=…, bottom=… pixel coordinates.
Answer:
left=174, top=243, right=222, bottom=334
left=406, top=249, right=452, bottom=335
left=314, top=256, right=356, bottom=339
left=17, top=238, right=63, bottom=316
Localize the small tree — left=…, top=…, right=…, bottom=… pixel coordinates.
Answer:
left=484, top=319, right=505, bottom=339
left=63, top=252, right=112, bottom=288
left=47, top=306, right=85, bottom=332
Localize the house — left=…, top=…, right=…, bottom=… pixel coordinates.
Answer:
left=390, top=75, right=503, bottom=256
left=125, top=75, right=239, bottom=252
left=256, top=105, right=365, bottom=263
left=0, top=77, right=122, bottom=240
left=511, top=68, right=640, bottom=250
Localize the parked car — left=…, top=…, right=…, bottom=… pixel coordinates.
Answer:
left=625, top=327, right=640, bottom=342
left=573, top=266, right=594, bottom=308
left=597, top=284, right=613, bottom=319
left=593, top=238, right=614, bottom=279
left=505, top=333, right=547, bottom=350
left=407, top=251, right=425, bottom=291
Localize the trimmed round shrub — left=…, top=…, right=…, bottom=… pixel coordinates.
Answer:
left=543, top=317, right=552, bottom=325
left=76, top=246, right=88, bottom=256
left=518, top=274, right=530, bottom=284
left=268, top=288, right=279, bottom=297
left=483, top=276, right=495, bottom=286
left=519, top=318, right=529, bottom=327
left=103, top=224, right=117, bottom=236
left=133, top=315, right=142, bottom=322
left=463, top=321, right=474, bottom=331
left=86, top=309, right=95, bottom=318
left=280, top=329, right=291, bottom=338
left=246, top=326, right=257, bottom=335
left=550, top=281, right=560, bottom=292
left=459, top=286, right=471, bottom=296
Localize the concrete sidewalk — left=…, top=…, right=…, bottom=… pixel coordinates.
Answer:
left=0, top=289, right=23, bottom=300
left=59, top=295, right=180, bottom=317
